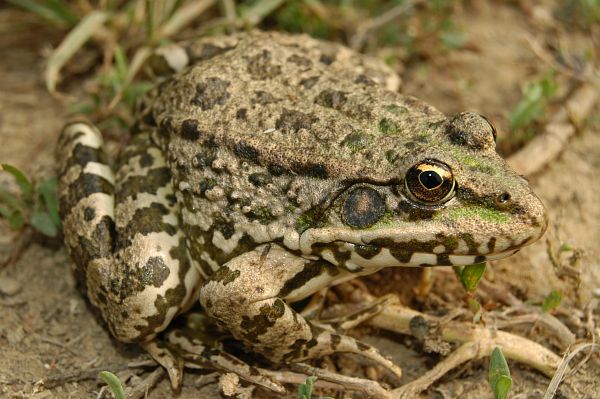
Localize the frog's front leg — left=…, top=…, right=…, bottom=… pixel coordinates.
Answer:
left=200, top=244, right=403, bottom=379
left=57, top=122, right=200, bottom=387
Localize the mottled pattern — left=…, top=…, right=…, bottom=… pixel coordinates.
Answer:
left=57, top=31, right=548, bottom=391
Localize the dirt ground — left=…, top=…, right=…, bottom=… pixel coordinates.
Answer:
left=0, top=1, right=598, bottom=398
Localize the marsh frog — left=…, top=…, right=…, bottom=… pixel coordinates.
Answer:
left=56, top=31, right=547, bottom=392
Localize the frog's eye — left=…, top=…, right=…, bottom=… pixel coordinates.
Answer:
left=405, top=160, right=455, bottom=204
left=342, top=187, right=386, bottom=228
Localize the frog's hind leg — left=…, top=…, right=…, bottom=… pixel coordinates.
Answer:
left=57, top=122, right=200, bottom=389
left=200, top=244, right=403, bottom=380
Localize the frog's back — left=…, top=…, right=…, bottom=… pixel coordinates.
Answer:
left=147, top=31, right=445, bottom=182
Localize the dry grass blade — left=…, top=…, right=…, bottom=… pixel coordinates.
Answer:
left=240, top=0, right=285, bottom=26
left=45, top=11, right=109, bottom=93
left=350, top=0, right=423, bottom=50
left=507, top=84, right=599, bottom=176
left=542, top=342, right=599, bottom=399
left=157, top=0, right=216, bottom=39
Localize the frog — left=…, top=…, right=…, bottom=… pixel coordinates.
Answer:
left=56, top=30, right=548, bottom=393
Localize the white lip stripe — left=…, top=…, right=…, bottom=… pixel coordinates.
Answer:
left=410, top=253, right=437, bottom=265
left=449, top=254, right=476, bottom=265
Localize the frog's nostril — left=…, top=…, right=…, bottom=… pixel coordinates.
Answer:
left=495, top=192, right=511, bottom=207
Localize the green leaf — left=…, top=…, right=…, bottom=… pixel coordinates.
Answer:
left=0, top=189, right=26, bottom=214
left=1, top=164, right=33, bottom=203
left=453, top=262, right=486, bottom=292
left=488, top=347, right=512, bottom=399
left=8, top=210, right=25, bottom=230
left=30, top=211, right=58, bottom=237
left=298, top=376, right=316, bottom=399
left=99, top=371, right=126, bottom=399
left=37, top=177, right=61, bottom=227
left=541, top=290, right=562, bottom=312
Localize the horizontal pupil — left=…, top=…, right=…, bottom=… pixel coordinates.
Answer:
left=419, top=171, right=443, bottom=189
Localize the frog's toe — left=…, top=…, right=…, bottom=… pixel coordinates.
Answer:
left=141, top=340, right=184, bottom=391
left=165, top=330, right=286, bottom=394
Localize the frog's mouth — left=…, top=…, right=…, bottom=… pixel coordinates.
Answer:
left=298, top=223, right=544, bottom=271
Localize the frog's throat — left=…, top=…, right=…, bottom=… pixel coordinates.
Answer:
left=298, top=225, right=543, bottom=269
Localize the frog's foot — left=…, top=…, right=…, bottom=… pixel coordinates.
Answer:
left=141, top=340, right=184, bottom=391
left=320, top=293, right=400, bottom=331
left=165, top=329, right=286, bottom=394
left=200, top=244, right=403, bottom=381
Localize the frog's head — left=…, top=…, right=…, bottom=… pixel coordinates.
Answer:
left=298, top=112, right=548, bottom=271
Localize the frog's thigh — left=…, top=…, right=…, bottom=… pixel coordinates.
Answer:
left=200, top=245, right=402, bottom=377
left=57, top=123, right=199, bottom=343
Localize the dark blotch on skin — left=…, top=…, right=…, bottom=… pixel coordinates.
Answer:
left=249, top=173, right=271, bottom=187
left=140, top=257, right=170, bottom=287
left=278, top=260, right=338, bottom=298
left=319, top=53, right=335, bottom=65
left=236, top=108, right=247, bottom=120
left=63, top=143, right=97, bottom=170
left=245, top=50, right=282, bottom=80
left=474, top=255, right=486, bottom=264
left=294, top=162, right=328, bottom=179
left=436, top=253, right=452, bottom=266
left=139, top=152, right=154, bottom=168
left=276, top=109, right=319, bottom=133
left=234, top=142, right=260, bottom=163
left=192, top=77, right=231, bottom=110
left=300, top=76, right=319, bottom=89
left=354, top=244, right=381, bottom=259
left=68, top=215, right=115, bottom=293
left=240, top=299, right=286, bottom=342
left=83, top=207, right=96, bottom=221
left=134, top=237, right=191, bottom=337
left=355, top=74, right=375, bottom=85
left=342, top=187, right=386, bottom=229
left=115, top=203, right=177, bottom=251
left=253, top=91, right=278, bottom=105
left=287, top=54, right=312, bottom=67
left=61, top=173, right=114, bottom=219
left=212, top=265, right=241, bottom=286
left=311, top=243, right=353, bottom=270
left=116, top=167, right=172, bottom=202
left=487, top=237, right=496, bottom=253
left=158, top=117, right=173, bottom=137
left=180, top=119, right=202, bottom=141
left=314, top=89, right=347, bottom=110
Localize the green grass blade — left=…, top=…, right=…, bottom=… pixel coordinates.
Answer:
left=37, top=177, right=60, bottom=227
left=7, top=0, right=77, bottom=27
left=45, top=10, right=110, bottom=92
left=241, top=0, right=285, bottom=26
left=489, top=347, right=512, bottom=399
left=1, top=164, right=33, bottom=203
left=30, top=211, right=58, bottom=237
left=99, top=371, right=126, bottom=399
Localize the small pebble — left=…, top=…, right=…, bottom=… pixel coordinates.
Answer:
left=0, top=276, right=22, bottom=296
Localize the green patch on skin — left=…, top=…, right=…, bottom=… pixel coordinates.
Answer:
left=378, top=118, right=402, bottom=135
left=341, top=132, right=373, bottom=154
left=249, top=207, right=276, bottom=225
left=438, top=206, right=511, bottom=224
left=385, top=104, right=409, bottom=115
left=295, top=208, right=324, bottom=234
left=212, top=265, right=241, bottom=286
left=366, top=211, right=409, bottom=230
left=385, top=150, right=399, bottom=164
